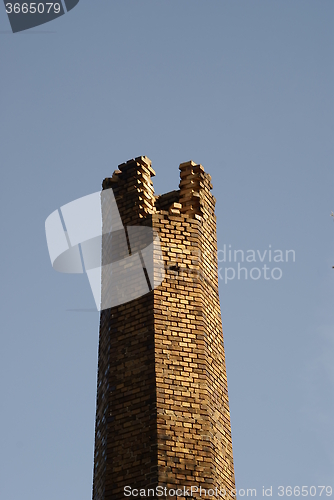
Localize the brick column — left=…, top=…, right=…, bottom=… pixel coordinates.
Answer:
left=92, top=158, right=236, bottom=500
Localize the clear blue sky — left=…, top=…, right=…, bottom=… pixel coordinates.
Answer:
left=0, top=1, right=333, bottom=499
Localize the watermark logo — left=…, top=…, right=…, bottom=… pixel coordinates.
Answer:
left=3, top=0, right=80, bottom=33
left=45, top=189, right=165, bottom=311
left=218, top=244, right=296, bottom=284
left=123, top=485, right=258, bottom=498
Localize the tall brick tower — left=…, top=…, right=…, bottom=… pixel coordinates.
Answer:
left=92, top=157, right=236, bottom=499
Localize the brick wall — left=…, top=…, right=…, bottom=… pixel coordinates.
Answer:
left=92, top=157, right=236, bottom=500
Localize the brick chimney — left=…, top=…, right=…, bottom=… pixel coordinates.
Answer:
left=92, top=158, right=235, bottom=500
